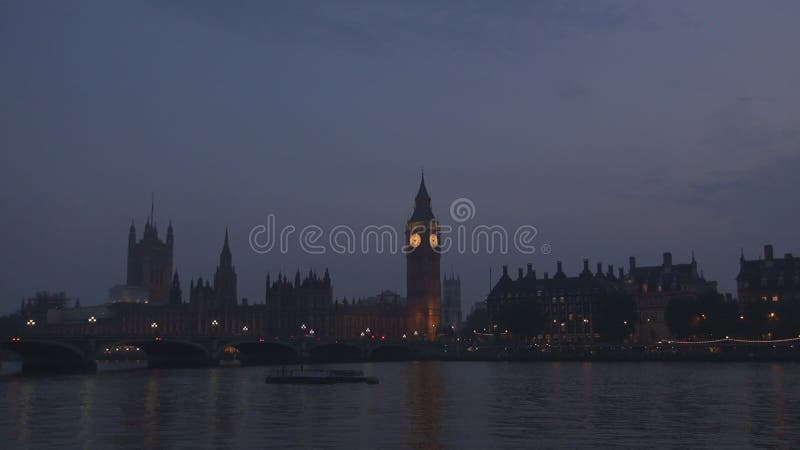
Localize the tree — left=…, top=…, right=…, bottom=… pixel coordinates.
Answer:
left=666, top=291, right=738, bottom=339
left=461, top=305, right=489, bottom=335
left=595, top=292, right=637, bottom=342
left=665, top=296, right=698, bottom=339
left=494, top=299, right=545, bottom=337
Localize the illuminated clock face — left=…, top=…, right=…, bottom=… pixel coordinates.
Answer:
left=429, top=234, right=438, bottom=248
left=409, top=233, right=422, bottom=248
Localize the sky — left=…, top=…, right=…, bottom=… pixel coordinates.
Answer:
left=1, top=1, right=799, bottom=314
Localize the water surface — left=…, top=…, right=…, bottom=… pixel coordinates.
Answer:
left=1, top=362, right=798, bottom=448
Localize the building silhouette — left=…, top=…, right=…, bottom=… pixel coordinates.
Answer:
left=125, top=200, right=173, bottom=304
left=213, top=230, right=238, bottom=308
left=265, top=269, right=333, bottom=338
left=405, top=173, right=442, bottom=340
left=626, top=252, right=716, bottom=343
left=43, top=176, right=455, bottom=341
left=487, top=260, right=623, bottom=343
left=737, top=244, right=800, bottom=303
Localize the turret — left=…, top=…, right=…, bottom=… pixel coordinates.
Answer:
left=128, top=220, right=136, bottom=251
left=169, top=271, right=182, bottom=305
left=167, top=221, right=174, bottom=247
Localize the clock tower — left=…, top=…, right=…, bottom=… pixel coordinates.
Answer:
left=406, top=173, right=441, bottom=341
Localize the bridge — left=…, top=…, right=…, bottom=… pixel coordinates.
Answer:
left=2, top=334, right=422, bottom=373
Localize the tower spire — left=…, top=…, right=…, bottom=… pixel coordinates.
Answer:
left=150, top=192, right=155, bottom=226
left=409, top=171, right=433, bottom=222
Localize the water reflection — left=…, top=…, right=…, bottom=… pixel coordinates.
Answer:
left=1, top=363, right=800, bottom=448
left=406, top=362, right=445, bottom=449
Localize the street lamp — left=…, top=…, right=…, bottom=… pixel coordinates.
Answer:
left=365, top=327, right=371, bottom=334
left=211, top=319, right=219, bottom=327
left=88, top=316, right=97, bottom=323
left=300, top=323, right=307, bottom=331
left=26, top=319, right=36, bottom=327
left=151, top=322, right=158, bottom=329
left=242, top=325, right=249, bottom=332
left=309, top=329, right=315, bottom=336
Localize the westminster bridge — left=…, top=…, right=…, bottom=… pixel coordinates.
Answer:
left=1, top=331, right=425, bottom=373
left=4, top=332, right=800, bottom=373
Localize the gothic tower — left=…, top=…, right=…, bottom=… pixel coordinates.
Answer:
left=214, top=229, right=238, bottom=308
left=125, top=197, right=173, bottom=304
left=405, top=173, right=441, bottom=340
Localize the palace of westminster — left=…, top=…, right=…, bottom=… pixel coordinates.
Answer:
left=39, top=175, right=799, bottom=345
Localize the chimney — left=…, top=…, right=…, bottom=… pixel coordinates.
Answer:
left=663, top=252, right=672, bottom=267
left=629, top=256, right=636, bottom=271
left=764, top=244, right=774, bottom=260
left=526, top=263, right=533, bottom=276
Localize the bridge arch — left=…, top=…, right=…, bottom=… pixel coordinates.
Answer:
left=228, top=341, right=300, bottom=365
left=1, top=339, right=94, bottom=373
left=369, top=344, right=412, bottom=361
left=113, top=338, right=216, bottom=368
left=308, top=342, right=364, bottom=362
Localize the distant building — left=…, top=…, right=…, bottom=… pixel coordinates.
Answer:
left=626, top=252, right=716, bottom=343
left=265, top=269, right=334, bottom=338
left=441, top=273, right=462, bottom=331
left=333, top=291, right=407, bottom=339
left=108, top=285, right=151, bottom=304
left=737, top=244, right=800, bottom=304
left=125, top=201, right=173, bottom=304
left=190, top=231, right=240, bottom=311
left=487, top=260, right=623, bottom=344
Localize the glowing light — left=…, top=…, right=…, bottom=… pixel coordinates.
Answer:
left=150, top=322, right=158, bottom=329
left=309, top=329, right=315, bottom=336
left=258, top=338, right=265, bottom=343
left=88, top=316, right=97, bottom=323
left=583, top=319, right=589, bottom=324
left=402, top=333, right=407, bottom=339
left=26, top=319, right=36, bottom=326
left=413, top=330, right=419, bottom=336
left=211, top=319, right=219, bottom=327
left=365, top=327, right=371, bottom=333
left=300, top=323, right=307, bottom=331
left=768, top=312, right=776, bottom=319
left=360, top=332, right=365, bottom=337
left=242, top=325, right=249, bottom=332
left=740, top=315, right=745, bottom=320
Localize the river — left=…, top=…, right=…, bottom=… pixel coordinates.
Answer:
left=1, top=361, right=798, bottom=448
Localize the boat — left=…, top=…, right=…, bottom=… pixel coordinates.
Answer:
left=265, top=368, right=379, bottom=384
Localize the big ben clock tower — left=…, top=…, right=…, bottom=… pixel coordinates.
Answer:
left=406, top=173, right=441, bottom=341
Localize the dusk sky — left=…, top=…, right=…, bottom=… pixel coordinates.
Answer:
left=2, top=1, right=799, bottom=314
